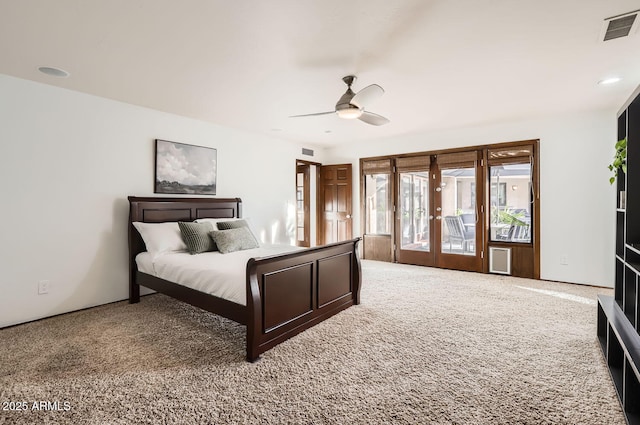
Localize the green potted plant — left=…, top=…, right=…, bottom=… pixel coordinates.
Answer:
left=609, top=138, right=627, bottom=185
left=490, top=207, right=527, bottom=226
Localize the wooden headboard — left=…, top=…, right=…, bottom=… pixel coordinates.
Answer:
left=127, top=196, right=242, bottom=289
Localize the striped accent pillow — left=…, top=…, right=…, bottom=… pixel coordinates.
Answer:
left=178, top=221, right=216, bottom=254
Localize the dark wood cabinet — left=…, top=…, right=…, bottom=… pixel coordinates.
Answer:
left=598, top=86, right=640, bottom=425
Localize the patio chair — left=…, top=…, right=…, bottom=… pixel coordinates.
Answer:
left=497, top=224, right=531, bottom=242
left=509, top=224, right=530, bottom=242
left=459, top=213, right=476, bottom=236
left=444, top=215, right=475, bottom=252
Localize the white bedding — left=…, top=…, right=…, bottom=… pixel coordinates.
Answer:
left=135, top=245, right=303, bottom=306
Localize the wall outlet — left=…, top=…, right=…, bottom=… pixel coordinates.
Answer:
left=38, top=280, right=50, bottom=295
left=560, top=255, right=568, bottom=265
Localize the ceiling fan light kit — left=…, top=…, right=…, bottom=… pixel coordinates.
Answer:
left=291, top=75, right=390, bottom=126
left=336, top=106, right=363, bottom=119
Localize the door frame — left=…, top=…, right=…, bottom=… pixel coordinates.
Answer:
left=295, top=162, right=311, bottom=247
left=296, top=159, right=321, bottom=247
left=432, top=151, right=484, bottom=272
left=360, top=159, right=395, bottom=262
left=296, top=160, right=354, bottom=247
left=360, top=139, right=540, bottom=279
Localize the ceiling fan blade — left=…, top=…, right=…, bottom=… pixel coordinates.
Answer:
left=359, top=111, right=390, bottom=126
left=351, top=84, right=384, bottom=108
left=289, top=111, right=335, bottom=118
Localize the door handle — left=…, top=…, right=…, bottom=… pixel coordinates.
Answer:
left=346, top=214, right=352, bottom=219
left=436, top=216, right=442, bottom=220
left=435, top=187, right=442, bottom=192
left=429, top=215, right=434, bottom=220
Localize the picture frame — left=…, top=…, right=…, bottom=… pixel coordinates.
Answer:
left=154, top=139, right=217, bottom=195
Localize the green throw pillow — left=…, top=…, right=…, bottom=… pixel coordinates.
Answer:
left=178, top=221, right=216, bottom=254
left=209, top=227, right=259, bottom=254
left=216, top=219, right=258, bottom=245
left=216, top=219, right=249, bottom=230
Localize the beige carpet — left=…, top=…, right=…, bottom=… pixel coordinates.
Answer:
left=0, top=260, right=625, bottom=424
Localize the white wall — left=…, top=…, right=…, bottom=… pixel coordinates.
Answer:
left=0, top=74, right=322, bottom=328
left=0, top=73, right=618, bottom=329
left=324, top=111, right=617, bottom=287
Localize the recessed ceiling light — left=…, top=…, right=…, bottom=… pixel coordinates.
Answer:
left=38, top=66, right=70, bottom=78
left=598, top=77, right=621, bottom=85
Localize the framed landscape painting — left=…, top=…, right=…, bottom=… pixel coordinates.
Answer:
left=154, top=139, right=217, bottom=195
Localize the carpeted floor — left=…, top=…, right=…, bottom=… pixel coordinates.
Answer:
left=0, top=260, right=625, bottom=424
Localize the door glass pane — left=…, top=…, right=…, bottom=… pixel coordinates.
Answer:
left=399, top=172, right=430, bottom=251
left=489, top=163, right=532, bottom=242
left=296, top=173, right=305, bottom=242
left=440, top=167, right=476, bottom=256
left=365, top=174, right=391, bottom=234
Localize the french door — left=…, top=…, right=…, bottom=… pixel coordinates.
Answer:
left=362, top=140, right=539, bottom=278
left=395, top=151, right=483, bottom=272
left=395, top=156, right=434, bottom=266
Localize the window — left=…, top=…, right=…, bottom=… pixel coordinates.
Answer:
left=491, top=182, right=507, bottom=207
left=442, top=166, right=476, bottom=256
left=399, top=172, right=430, bottom=251
left=489, top=163, right=532, bottom=243
left=365, top=174, right=391, bottom=234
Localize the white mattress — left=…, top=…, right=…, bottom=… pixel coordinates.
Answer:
left=135, top=245, right=303, bottom=306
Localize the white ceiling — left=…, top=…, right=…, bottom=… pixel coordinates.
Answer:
left=1, top=1, right=639, bottom=147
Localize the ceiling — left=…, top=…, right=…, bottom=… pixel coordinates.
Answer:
left=1, top=1, right=639, bottom=147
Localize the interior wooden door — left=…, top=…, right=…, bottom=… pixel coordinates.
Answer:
left=319, top=164, right=352, bottom=244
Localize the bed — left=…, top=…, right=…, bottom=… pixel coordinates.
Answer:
left=128, top=196, right=362, bottom=361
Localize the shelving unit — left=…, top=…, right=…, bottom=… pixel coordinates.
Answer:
left=598, top=87, right=640, bottom=424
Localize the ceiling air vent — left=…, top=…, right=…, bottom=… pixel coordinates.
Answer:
left=603, top=11, right=639, bottom=41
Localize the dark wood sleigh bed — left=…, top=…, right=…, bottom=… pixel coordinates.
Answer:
left=128, top=196, right=361, bottom=361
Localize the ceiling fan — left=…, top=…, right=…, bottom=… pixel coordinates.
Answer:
left=290, top=75, right=390, bottom=126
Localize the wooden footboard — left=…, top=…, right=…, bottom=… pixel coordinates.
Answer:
left=245, top=238, right=361, bottom=361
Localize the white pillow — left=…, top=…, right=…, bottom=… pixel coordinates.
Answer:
left=132, top=222, right=187, bottom=254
